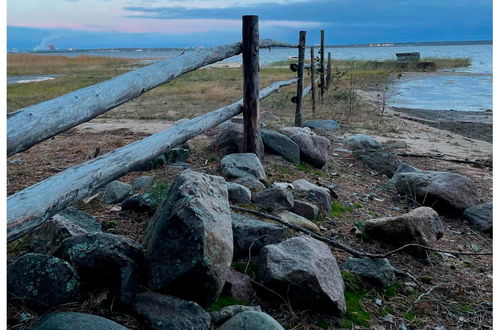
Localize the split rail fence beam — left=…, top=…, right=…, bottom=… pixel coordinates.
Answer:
left=294, top=31, right=306, bottom=127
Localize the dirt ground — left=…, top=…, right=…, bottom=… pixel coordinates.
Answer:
left=6, top=87, right=493, bottom=329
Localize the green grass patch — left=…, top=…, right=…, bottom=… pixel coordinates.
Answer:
left=352, top=202, right=363, bottom=209
left=341, top=271, right=372, bottom=327
left=295, top=163, right=327, bottom=177
left=7, top=236, right=31, bottom=254
left=150, top=180, right=170, bottom=205
left=209, top=296, right=249, bottom=311
left=330, top=201, right=354, bottom=218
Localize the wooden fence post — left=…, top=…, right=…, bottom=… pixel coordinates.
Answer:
left=242, top=15, right=263, bottom=158
left=294, top=31, right=306, bottom=127
left=310, top=47, right=316, bottom=116
left=320, top=30, right=325, bottom=100
left=326, top=52, right=332, bottom=90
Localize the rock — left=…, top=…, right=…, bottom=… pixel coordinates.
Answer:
left=292, top=200, right=320, bottom=220
left=213, top=122, right=243, bottom=155
left=134, top=154, right=167, bottom=171
left=280, top=127, right=330, bottom=168
left=232, top=213, right=288, bottom=261
left=164, top=148, right=191, bottom=164
left=261, top=129, right=300, bottom=163
left=121, top=193, right=157, bottom=215
left=392, top=164, right=481, bottom=214
left=132, top=292, right=210, bottom=330
left=100, top=181, right=132, bottom=204
left=55, top=233, right=144, bottom=305
left=292, top=179, right=332, bottom=212
left=343, top=134, right=382, bottom=151
left=7, top=253, right=79, bottom=310
left=132, top=176, right=154, bottom=192
left=364, top=207, right=444, bottom=250
left=341, top=258, right=395, bottom=288
left=170, top=161, right=191, bottom=169
left=333, top=147, right=352, bottom=154
left=232, top=176, right=266, bottom=192
left=218, top=311, right=284, bottom=330
left=303, top=119, right=340, bottom=131
left=277, top=211, right=320, bottom=233
left=28, top=207, right=102, bottom=254
left=221, top=153, right=266, bottom=181
left=354, top=149, right=401, bottom=177
left=384, top=140, right=408, bottom=150
left=144, top=170, right=233, bottom=307
left=210, top=306, right=262, bottom=327
left=256, top=236, right=345, bottom=314
left=227, top=182, right=252, bottom=204
left=222, top=268, right=255, bottom=302
left=463, top=202, right=492, bottom=235
left=31, top=312, right=129, bottom=330
left=252, top=187, right=294, bottom=212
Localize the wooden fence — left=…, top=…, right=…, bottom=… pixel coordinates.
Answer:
left=7, top=15, right=331, bottom=242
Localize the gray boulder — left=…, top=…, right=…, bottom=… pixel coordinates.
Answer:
left=392, top=164, right=481, bottom=214
left=343, top=134, right=382, bottom=151
left=232, top=176, right=266, bottom=192
left=221, top=153, right=266, bottom=181
left=252, top=187, right=294, bottom=212
left=7, top=254, right=79, bottom=310
left=304, top=119, right=340, bottom=131
left=341, top=258, right=395, bottom=288
left=213, top=122, right=244, bottom=155
left=364, top=207, right=444, bottom=250
left=463, top=202, right=492, bottom=235
left=232, top=213, right=288, bottom=260
left=144, top=170, right=233, bottom=308
left=292, top=200, right=320, bottom=220
left=165, top=148, right=191, bottom=164
left=292, top=179, right=332, bottom=212
left=218, top=311, right=284, bottom=330
left=132, top=176, right=154, bottom=192
left=132, top=292, right=210, bottom=330
left=133, top=154, right=167, bottom=171
left=100, top=181, right=132, bottom=204
left=227, top=182, right=252, bottom=204
left=210, top=306, right=262, bottom=328
left=55, top=233, right=144, bottom=305
left=256, top=236, right=346, bottom=314
left=28, top=207, right=102, bottom=254
left=280, top=127, right=330, bottom=168
left=261, top=129, right=300, bottom=163
left=31, top=312, right=129, bottom=330
left=354, top=149, right=401, bottom=177
left=121, top=193, right=158, bottom=215
left=222, top=268, right=255, bottom=302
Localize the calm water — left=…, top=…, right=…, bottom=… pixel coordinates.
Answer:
left=18, top=44, right=493, bottom=111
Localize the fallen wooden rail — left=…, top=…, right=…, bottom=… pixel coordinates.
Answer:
left=7, top=39, right=294, bottom=157
left=7, top=78, right=298, bottom=242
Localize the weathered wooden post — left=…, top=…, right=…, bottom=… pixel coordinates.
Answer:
left=294, top=31, right=306, bottom=127
left=320, top=29, right=325, bottom=100
left=242, top=15, right=263, bottom=157
left=310, top=47, right=317, bottom=116
left=326, top=52, right=332, bottom=90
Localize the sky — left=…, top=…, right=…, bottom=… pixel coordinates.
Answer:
left=6, top=0, right=492, bottom=50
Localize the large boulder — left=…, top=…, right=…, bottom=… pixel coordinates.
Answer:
left=144, top=170, right=233, bottom=308
left=354, top=149, right=401, bottom=177
left=392, top=164, right=481, bottom=214
left=221, top=153, right=266, bottom=181
left=256, top=236, right=346, bottom=315
left=261, top=129, right=300, bottom=163
left=280, top=127, right=330, bottom=168
left=303, top=119, right=340, bottom=131
left=227, top=182, right=252, bottom=204
left=232, top=213, right=288, bottom=260
left=100, top=181, right=132, bottom=204
left=31, top=312, right=129, bottom=330
left=212, top=122, right=244, bottom=156
left=341, top=258, right=395, bottom=289
left=55, top=233, right=144, bottom=305
left=28, top=207, right=102, bottom=254
left=7, top=254, right=79, bottom=310
left=222, top=268, right=255, bottom=302
left=218, top=311, right=284, bottom=330
left=364, top=207, right=444, bottom=250
left=252, top=187, right=294, bottom=212
left=292, top=200, right=320, bottom=220
left=463, top=202, right=492, bottom=235
left=276, top=211, right=320, bottom=233
left=292, top=179, right=332, bottom=213
left=132, top=292, right=211, bottom=330
left=343, top=134, right=382, bottom=151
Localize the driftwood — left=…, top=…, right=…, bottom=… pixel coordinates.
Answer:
left=397, top=153, right=492, bottom=168
left=7, top=39, right=293, bottom=157
left=7, top=78, right=298, bottom=242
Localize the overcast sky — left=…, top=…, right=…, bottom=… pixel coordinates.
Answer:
left=7, top=0, right=492, bottom=50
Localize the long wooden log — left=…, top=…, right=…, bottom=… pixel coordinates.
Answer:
left=7, top=78, right=298, bottom=242
left=294, top=31, right=306, bottom=127
left=7, top=39, right=292, bottom=157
